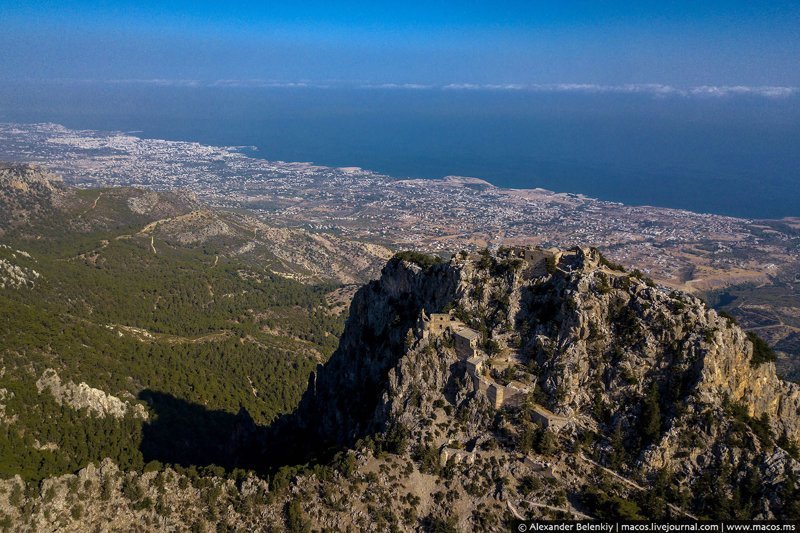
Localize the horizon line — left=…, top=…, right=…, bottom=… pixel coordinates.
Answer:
left=3, top=78, right=798, bottom=98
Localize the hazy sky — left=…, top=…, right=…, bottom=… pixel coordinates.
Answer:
left=1, top=1, right=799, bottom=87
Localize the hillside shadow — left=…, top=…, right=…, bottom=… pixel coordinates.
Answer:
left=138, top=390, right=263, bottom=471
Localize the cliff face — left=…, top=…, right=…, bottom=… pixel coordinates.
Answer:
left=295, top=258, right=462, bottom=447
left=293, top=246, right=800, bottom=517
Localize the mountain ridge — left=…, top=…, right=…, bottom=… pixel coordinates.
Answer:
left=0, top=161, right=391, bottom=284
left=281, top=246, right=800, bottom=523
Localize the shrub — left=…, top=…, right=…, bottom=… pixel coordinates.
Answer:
left=747, top=332, right=776, bottom=367
left=286, top=499, right=310, bottom=532
left=596, top=251, right=625, bottom=272
left=121, top=477, right=144, bottom=502
left=70, top=504, right=83, bottom=520
left=718, top=310, right=738, bottom=326
left=749, top=413, right=775, bottom=448
left=143, top=460, right=162, bottom=473
left=595, top=272, right=612, bottom=295
left=485, top=339, right=502, bottom=355
left=517, top=475, right=542, bottom=496
left=426, top=515, right=459, bottom=533
left=778, top=433, right=800, bottom=460
left=582, top=487, right=645, bottom=520
left=412, top=445, right=441, bottom=475
left=725, top=397, right=774, bottom=448
left=640, top=382, right=662, bottom=444
left=8, top=484, right=22, bottom=508
left=383, top=423, right=410, bottom=455
left=536, top=430, right=559, bottom=455
left=393, top=251, right=442, bottom=269
left=477, top=249, right=493, bottom=270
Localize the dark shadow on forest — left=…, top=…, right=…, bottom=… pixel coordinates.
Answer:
left=138, top=389, right=263, bottom=471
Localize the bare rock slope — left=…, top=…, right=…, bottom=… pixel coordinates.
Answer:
left=292, top=247, right=800, bottom=521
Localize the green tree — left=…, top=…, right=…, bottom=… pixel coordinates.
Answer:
left=747, top=332, right=776, bottom=367
left=641, top=383, right=662, bottom=444
left=609, top=421, right=626, bottom=470
left=286, top=499, right=310, bottom=532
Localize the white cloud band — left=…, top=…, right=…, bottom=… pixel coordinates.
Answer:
left=53, top=79, right=800, bottom=98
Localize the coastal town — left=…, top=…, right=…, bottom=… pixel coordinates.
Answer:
left=1, top=122, right=797, bottom=296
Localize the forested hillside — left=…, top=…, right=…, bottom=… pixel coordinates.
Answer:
left=0, top=166, right=348, bottom=481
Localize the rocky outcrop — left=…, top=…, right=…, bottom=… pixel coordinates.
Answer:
left=0, top=162, right=64, bottom=233
left=294, top=257, right=462, bottom=448
left=0, top=388, right=16, bottom=424
left=35, top=369, right=149, bottom=420
left=0, top=458, right=274, bottom=532
left=491, top=248, right=800, bottom=440
left=0, top=256, right=40, bottom=289
left=697, top=320, right=800, bottom=438
left=0, top=162, right=62, bottom=194
left=6, top=246, right=800, bottom=528
left=289, top=246, right=800, bottom=517
left=138, top=208, right=392, bottom=284
left=126, top=189, right=200, bottom=217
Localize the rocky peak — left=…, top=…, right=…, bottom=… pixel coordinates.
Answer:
left=0, top=162, right=65, bottom=233
left=0, top=162, right=63, bottom=190
left=293, top=254, right=462, bottom=448
left=289, top=245, right=800, bottom=510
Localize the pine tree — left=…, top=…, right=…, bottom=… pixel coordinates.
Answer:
left=641, top=382, right=662, bottom=444
left=609, top=420, right=626, bottom=470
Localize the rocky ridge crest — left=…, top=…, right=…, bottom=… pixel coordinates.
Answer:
left=292, top=246, right=800, bottom=517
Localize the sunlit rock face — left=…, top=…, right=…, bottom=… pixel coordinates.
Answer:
left=294, top=246, right=800, bottom=511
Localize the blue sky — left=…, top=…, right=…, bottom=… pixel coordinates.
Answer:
left=1, top=1, right=799, bottom=87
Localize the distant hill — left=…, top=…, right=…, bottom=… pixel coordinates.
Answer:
left=0, top=162, right=391, bottom=284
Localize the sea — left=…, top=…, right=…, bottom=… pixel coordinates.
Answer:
left=1, top=81, right=799, bottom=220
